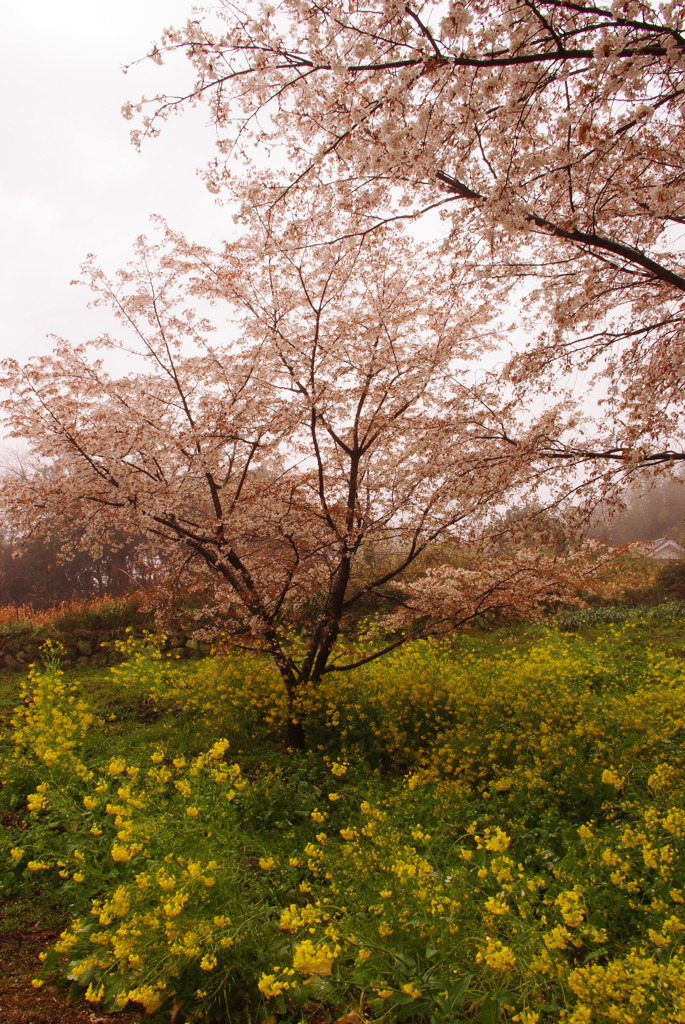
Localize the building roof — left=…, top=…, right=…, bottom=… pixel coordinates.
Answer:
left=646, top=537, right=685, bottom=559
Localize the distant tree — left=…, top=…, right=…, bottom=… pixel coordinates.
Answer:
left=0, top=453, right=160, bottom=608
left=129, top=0, right=685, bottom=467
left=492, top=502, right=575, bottom=556
left=0, top=223, right=595, bottom=746
left=655, top=559, right=685, bottom=600
left=0, top=525, right=152, bottom=609
left=588, top=468, right=685, bottom=546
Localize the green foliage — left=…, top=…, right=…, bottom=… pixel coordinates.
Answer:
left=656, top=562, right=685, bottom=602
left=554, top=600, right=685, bottom=629
left=3, top=623, right=685, bottom=1022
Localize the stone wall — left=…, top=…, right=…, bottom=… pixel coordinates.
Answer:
left=1, top=627, right=210, bottom=671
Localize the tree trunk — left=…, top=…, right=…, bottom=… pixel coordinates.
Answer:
left=284, top=715, right=305, bottom=751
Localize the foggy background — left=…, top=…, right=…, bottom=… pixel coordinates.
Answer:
left=1, top=0, right=222, bottom=361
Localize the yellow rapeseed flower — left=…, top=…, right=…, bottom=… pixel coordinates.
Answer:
left=476, top=938, right=516, bottom=971
left=292, top=939, right=339, bottom=976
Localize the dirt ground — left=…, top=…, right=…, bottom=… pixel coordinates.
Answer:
left=0, top=926, right=146, bottom=1024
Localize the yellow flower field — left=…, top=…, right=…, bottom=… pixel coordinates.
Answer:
left=2, top=614, right=685, bottom=1022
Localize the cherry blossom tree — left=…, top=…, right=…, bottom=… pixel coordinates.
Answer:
left=1, top=221, right=594, bottom=746
left=127, top=0, right=685, bottom=466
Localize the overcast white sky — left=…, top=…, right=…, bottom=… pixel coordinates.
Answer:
left=1, top=0, right=226, bottom=361
left=0, top=0, right=599, bottom=431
